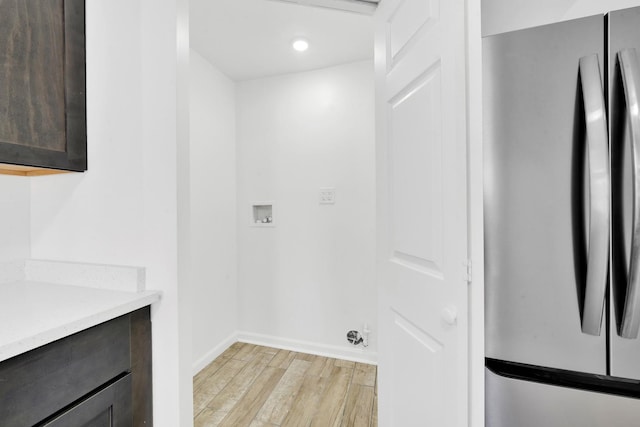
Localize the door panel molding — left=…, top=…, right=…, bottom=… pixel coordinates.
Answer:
left=388, top=0, right=440, bottom=67
left=393, top=309, right=444, bottom=352
left=391, top=251, right=444, bottom=279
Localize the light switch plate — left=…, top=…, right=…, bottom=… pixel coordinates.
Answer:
left=319, top=188, right=336, bottom=204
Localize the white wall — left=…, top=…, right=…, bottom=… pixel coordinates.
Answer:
left=189, top=50, right=238, bottom=372
left=30, top=1, right=145, bottom=264
left=0, top=178, right=30, bottom=262
left=30, top=0, right=192, bottom=425
left=236, top=60, right=377, bottom=361
left=482, top=0, right=640, bottom=36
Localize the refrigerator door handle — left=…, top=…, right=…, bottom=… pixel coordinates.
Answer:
left=579, top=54, right=610, bottom=336
left=619, top=48, right=640, bottom=339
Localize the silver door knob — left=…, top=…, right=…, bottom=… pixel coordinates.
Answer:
left=441, top=306, right=458, bottom=325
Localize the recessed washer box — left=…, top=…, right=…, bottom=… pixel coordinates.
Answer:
left=250, top=202, right=275, bottom=227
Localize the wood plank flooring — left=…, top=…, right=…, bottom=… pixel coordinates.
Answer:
left=193, top=342, right=377, bottom=427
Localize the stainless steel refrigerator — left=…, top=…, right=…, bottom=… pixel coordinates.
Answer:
left=484, top=6, right=640, bottom=426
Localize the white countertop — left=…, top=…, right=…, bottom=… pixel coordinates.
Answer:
left=0, top=280, right=160, bottom=362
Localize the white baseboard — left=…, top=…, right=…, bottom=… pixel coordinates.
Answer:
left=192, top=331, right=378, bottom=376
left=237, top=331, right=377, bottom=365
left=192, top=332, right=238, bottom=376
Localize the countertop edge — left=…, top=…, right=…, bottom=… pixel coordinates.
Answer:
left=0, top=291, right=161, bottom=363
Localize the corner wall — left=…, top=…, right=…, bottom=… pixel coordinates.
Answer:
left=29, top=0, right=192, bottom=425
left=236, top=60, right=377, bottom=362
left=189, top=50, right=238, bottom=372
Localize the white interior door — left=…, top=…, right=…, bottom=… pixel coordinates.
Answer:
left=375, top=0, right=469, bottom=425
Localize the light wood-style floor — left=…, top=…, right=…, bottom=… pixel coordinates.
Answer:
left=193, top=342, right=378, bottom=427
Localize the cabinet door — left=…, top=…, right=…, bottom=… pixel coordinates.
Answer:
left=0, top=313, right=131, bottom=427
left=0, top=0, right=86, bottom=172
left=42, top=374, right=132, bottom=427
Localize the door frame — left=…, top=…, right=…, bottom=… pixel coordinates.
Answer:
left=466, top=0, right=484, bottom=426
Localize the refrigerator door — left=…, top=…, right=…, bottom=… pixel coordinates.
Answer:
left=486, top=368, right=640, bottom=427
left=484, top=15, right=607, bottom=374
left=609, top=6, right=640, bottom=380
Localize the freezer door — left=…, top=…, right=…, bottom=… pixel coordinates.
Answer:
left=484, top=15, right=607, bottom=374
left=486, top=368, right=640, bottom=427
left=609, top=6, right=640, bottom=381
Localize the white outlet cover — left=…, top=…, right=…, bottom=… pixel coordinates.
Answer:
left=319, top=188, right=336, bottom=204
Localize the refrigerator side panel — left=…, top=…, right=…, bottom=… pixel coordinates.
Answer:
left=484, top=15, right=606, bottom=374
left=486, top=368, right=640, bottom=427
left=609, top=6, right=640, bottom=381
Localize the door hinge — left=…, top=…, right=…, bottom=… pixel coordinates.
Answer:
left=463, top=260, right=472, bottom=284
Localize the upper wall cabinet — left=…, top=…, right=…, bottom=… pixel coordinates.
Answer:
left=0, top=0, right=86, bottom=176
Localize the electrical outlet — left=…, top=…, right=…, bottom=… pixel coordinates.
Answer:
left=319, top=188, right=336, bottom=204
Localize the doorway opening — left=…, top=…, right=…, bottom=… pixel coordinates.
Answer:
left=188, top=0, right=377, bottom=424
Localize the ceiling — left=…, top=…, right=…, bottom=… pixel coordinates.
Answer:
left=189, top=0, right=375, bottom=81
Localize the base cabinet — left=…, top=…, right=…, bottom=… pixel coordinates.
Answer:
left=0, top=307, right=152, bottom=427
left=42, top=374, right=132, bottom=427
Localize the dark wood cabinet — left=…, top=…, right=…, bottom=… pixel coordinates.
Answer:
left=0, top=307, right=152, bottom=427
left=0, top=0, right=86, bottom=176
left=42, top=374, right=132, bottom=427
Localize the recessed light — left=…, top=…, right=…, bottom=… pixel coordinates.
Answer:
left=292, top=38, right=309, bottom=52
